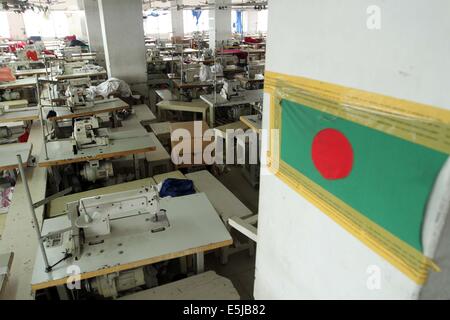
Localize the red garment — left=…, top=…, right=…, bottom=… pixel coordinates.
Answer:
left=64, top=35, right=77, bottom=42
left=244, top=37, right=262, bottom=44
left=18, top=130, right=30, bottom=143
left=26, top=50, right=39, bottom=61
left=7, top=41, right=25, bottom=53
left=221, top=49, right=243, bottom=54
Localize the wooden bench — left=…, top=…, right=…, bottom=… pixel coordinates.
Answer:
left=157, top=99, right=209, bottom=123
left=185, top=170, right=256, bottom=264
left=118, top=271, right=239, bottom=300
left=145, top=133, right=172, bottom=177
left=228, top=215, right=258, bottom=242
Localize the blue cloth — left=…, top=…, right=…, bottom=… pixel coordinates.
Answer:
left=148, top=11, right=160, bottom=17
left=159, top=179, right=195, bottom=198
left=192, top=10, right=202, bottom=25
left=236, top=11, right=243, bottom=34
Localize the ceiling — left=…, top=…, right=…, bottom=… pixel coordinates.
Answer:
left=1, top=0, right=267, bottom=12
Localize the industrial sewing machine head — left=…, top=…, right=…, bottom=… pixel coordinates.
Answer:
left=65, top=78, right=95, bottom=108
left=65, top=186, right=170, bottom=260
left=201, top=48, right=213, bottom=61
left=147, top=48, right=162, bottom=63
left=220, top=79, right=244, bottom=101
left=246, top=61, right=265, bottom=79
left=64, top=61, right=86, bottom=75
left=72, top=116, right=109, bottom=152
left=181, top=64, right=201, bottom=83
left=1, top=89, right=21, bottom=102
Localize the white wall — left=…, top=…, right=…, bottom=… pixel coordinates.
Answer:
left=254, top=0, right=450, bottom=300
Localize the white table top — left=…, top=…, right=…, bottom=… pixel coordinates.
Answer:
left=0, top=142, right=33, bottom=171
left=31, top=192, right=232, bottom=291
left=42, top=98, right=129, bottom=121
left=38, top=130, right=156, bottom=167
left=0, top=123, right=47, bottom=299
left=0, top=77, right=37, bottom=90
left=0, top=107, right=39, bottom=123
left=185, top=170, right=253, bottom=221
left=200, top=89, right=263, bottom=108
left=54, top=70, right=107, bottom=81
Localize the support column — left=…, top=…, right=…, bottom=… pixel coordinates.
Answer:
left=6, top=12, right=26, bottom=40
left=83, top=0, right=105, bottom=67
left=98, top=0, right=147, bottom=96
left=170, top=1, right=184, bottom=41
left=247, top=10, right=258, bottom=35
left=209, top=0, right=232, bottom=51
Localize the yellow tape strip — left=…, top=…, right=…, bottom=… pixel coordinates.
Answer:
left=265, top=71, right=450, bottom=156
left=265, top=71, right=445, bottom=284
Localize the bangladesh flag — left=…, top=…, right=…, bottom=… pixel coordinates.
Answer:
left=280, top=99, right=448, bottom=252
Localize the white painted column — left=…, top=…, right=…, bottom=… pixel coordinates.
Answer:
left=246, top=10, right=258, bottom=35
left=98, top=0, right=147, bottom=95
left=209, top=0, right=232, bottom=51
left=83, top=0, right=105, bottom=66
left=6, top=12, right=26, bottom=40
left=170, top=1, right=184, bottom=39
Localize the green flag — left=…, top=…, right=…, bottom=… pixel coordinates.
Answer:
left=280, top=99, right=448, bottom=252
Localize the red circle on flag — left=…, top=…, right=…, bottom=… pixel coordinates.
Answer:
left=311, top=128, right=353, bottom=180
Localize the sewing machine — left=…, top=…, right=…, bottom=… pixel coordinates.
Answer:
left=201, top=48, right=213, bottom=61
left=220, top=79, right=244, bottom=101
left=146, top=49, right=166, bottom=75
left=72, top=116, right=109, bottom=152
left=0, top=89, right=21, bottom=102
left=246, top=61, right=265, bottom=79
left=181, top=64, right=201, bottom=83
left=0, top=126, right=13, bottom=144
left=67, top=185, right=169, bottom=258
left=65, top=78, right=95, bottom=108
left=36, top=186, right=169, bottom=297
left=63, top=46, right=82, bottom=59
left=63, top=61, right=86, bottom=75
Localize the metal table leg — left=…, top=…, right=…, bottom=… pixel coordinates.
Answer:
left=195, top=252, right=204, bottom=274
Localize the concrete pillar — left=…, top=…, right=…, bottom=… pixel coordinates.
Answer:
left=246, top=11, right=258, bottom=35
left=83, top=0, right=105, bottom=67
left=170, top=1, right=184, bottom=40
left=209, top=0, right=232, bottom=51
left=6, top=13, right=26, bottom=40
left=98, top=0, right=147, bottom=95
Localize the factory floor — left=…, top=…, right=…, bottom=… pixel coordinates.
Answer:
left=205, top=166, right=259, bottom=300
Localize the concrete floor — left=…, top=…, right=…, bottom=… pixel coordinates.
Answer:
left=204, top=165, right=259, bottom=300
